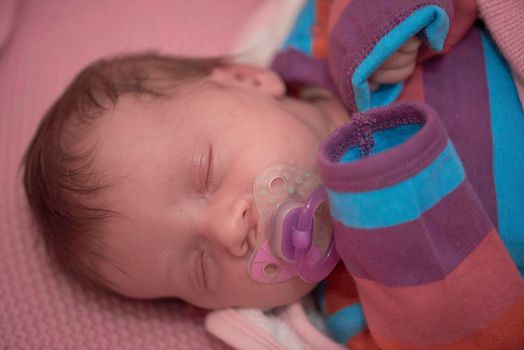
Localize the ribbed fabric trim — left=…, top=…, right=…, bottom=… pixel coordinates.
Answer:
left=318, top=102, right=448, bottom=192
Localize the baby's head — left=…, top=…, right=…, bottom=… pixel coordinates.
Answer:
left=23, top=53, right=347, bottom=309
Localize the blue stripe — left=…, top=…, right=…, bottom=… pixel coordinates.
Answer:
left=352, top=5, right=450, bottom=111
left=370, top=82, right=404, bottom=110
left=282, top=0, right=315, bottom=55
left=481, top=31, right=524, bottom=276
left=328, top=141, right=465, bottom=229
left=326, top=304, right=366, bottom=344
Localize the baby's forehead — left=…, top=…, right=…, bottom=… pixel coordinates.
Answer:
left=91, top=95, right=174, bottom=138
left=86, top=99, right=191, bottom=196
left=102, top=80, right=212, bottom=122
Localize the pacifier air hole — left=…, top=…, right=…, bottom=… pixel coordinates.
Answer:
left=263, top=263, right=279, bottom=275
left=269, top=176, right=286, bottom=193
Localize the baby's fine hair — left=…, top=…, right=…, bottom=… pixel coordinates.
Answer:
left=22, top=53, right=225, bottom=291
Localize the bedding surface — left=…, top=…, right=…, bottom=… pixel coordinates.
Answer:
left=0, top=0, right=280, bottom=348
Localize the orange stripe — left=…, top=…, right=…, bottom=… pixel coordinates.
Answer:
left=374, top=293, right=524, bottom=350
left=354, top=230, right=524, bottom=346
left=397, top=65, right=425, bottom=102
left=346, top=328, right=380, bottom=350
left=312, top=0, right=334, bottom=59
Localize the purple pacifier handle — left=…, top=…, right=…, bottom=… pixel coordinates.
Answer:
left=281, top=186, right=340, bottom=283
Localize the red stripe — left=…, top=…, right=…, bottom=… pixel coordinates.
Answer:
left=354, top=230, right=524, bottom=346
left=374, top=294, right=524, bottom=349
left=312, top=0, right=333, bottom=59
left=324, top=263, right=360, bottom=315
left=397, top=65, right=425, bottom=102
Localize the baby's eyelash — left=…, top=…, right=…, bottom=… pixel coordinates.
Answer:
left=205, top=145, right=213, bottom=191
left=197, top=145, right=213, bottom=193
left=199, top=250, right=208, bottom=289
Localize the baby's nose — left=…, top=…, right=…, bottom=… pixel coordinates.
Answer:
left=211, top=196, right=257, bottom=257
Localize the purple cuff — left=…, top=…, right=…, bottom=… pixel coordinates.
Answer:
left=318, top=101, right=448, bottom=192
left=328, top=0, right=453, bottom=112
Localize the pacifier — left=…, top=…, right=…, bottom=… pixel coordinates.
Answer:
left=248, top=165, right=339, bottom=284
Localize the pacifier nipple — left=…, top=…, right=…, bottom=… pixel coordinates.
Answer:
left=248, top=165, right=338, bottom=284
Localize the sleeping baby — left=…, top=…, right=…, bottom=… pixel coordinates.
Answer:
left=22, top=0, right=524, bottom=348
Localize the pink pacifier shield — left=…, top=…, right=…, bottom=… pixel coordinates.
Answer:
left=248, top=242, right=297, bottom=283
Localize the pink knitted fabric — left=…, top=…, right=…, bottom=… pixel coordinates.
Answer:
left=478, top=0, right=524, bottom=79
left=0, top=0, right=269, bottom=348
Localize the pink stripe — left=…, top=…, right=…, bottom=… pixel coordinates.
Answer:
left=355, top=230, right=524, bottom=347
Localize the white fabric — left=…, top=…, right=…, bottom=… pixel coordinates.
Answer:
left=205, top=299, right=346, bottom=350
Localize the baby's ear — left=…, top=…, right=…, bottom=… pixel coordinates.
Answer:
left=209, top=63, right=285, bottom=97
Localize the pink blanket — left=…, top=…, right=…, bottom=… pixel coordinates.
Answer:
left=478, top=0, right=524, bottom=105
left=0, top=0, right=269, bottom=348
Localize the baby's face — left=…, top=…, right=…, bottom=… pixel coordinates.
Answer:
left=91, top=65, right=348, bottom=309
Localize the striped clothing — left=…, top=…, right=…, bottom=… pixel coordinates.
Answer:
left=275, top=0, right=524, bottom=348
